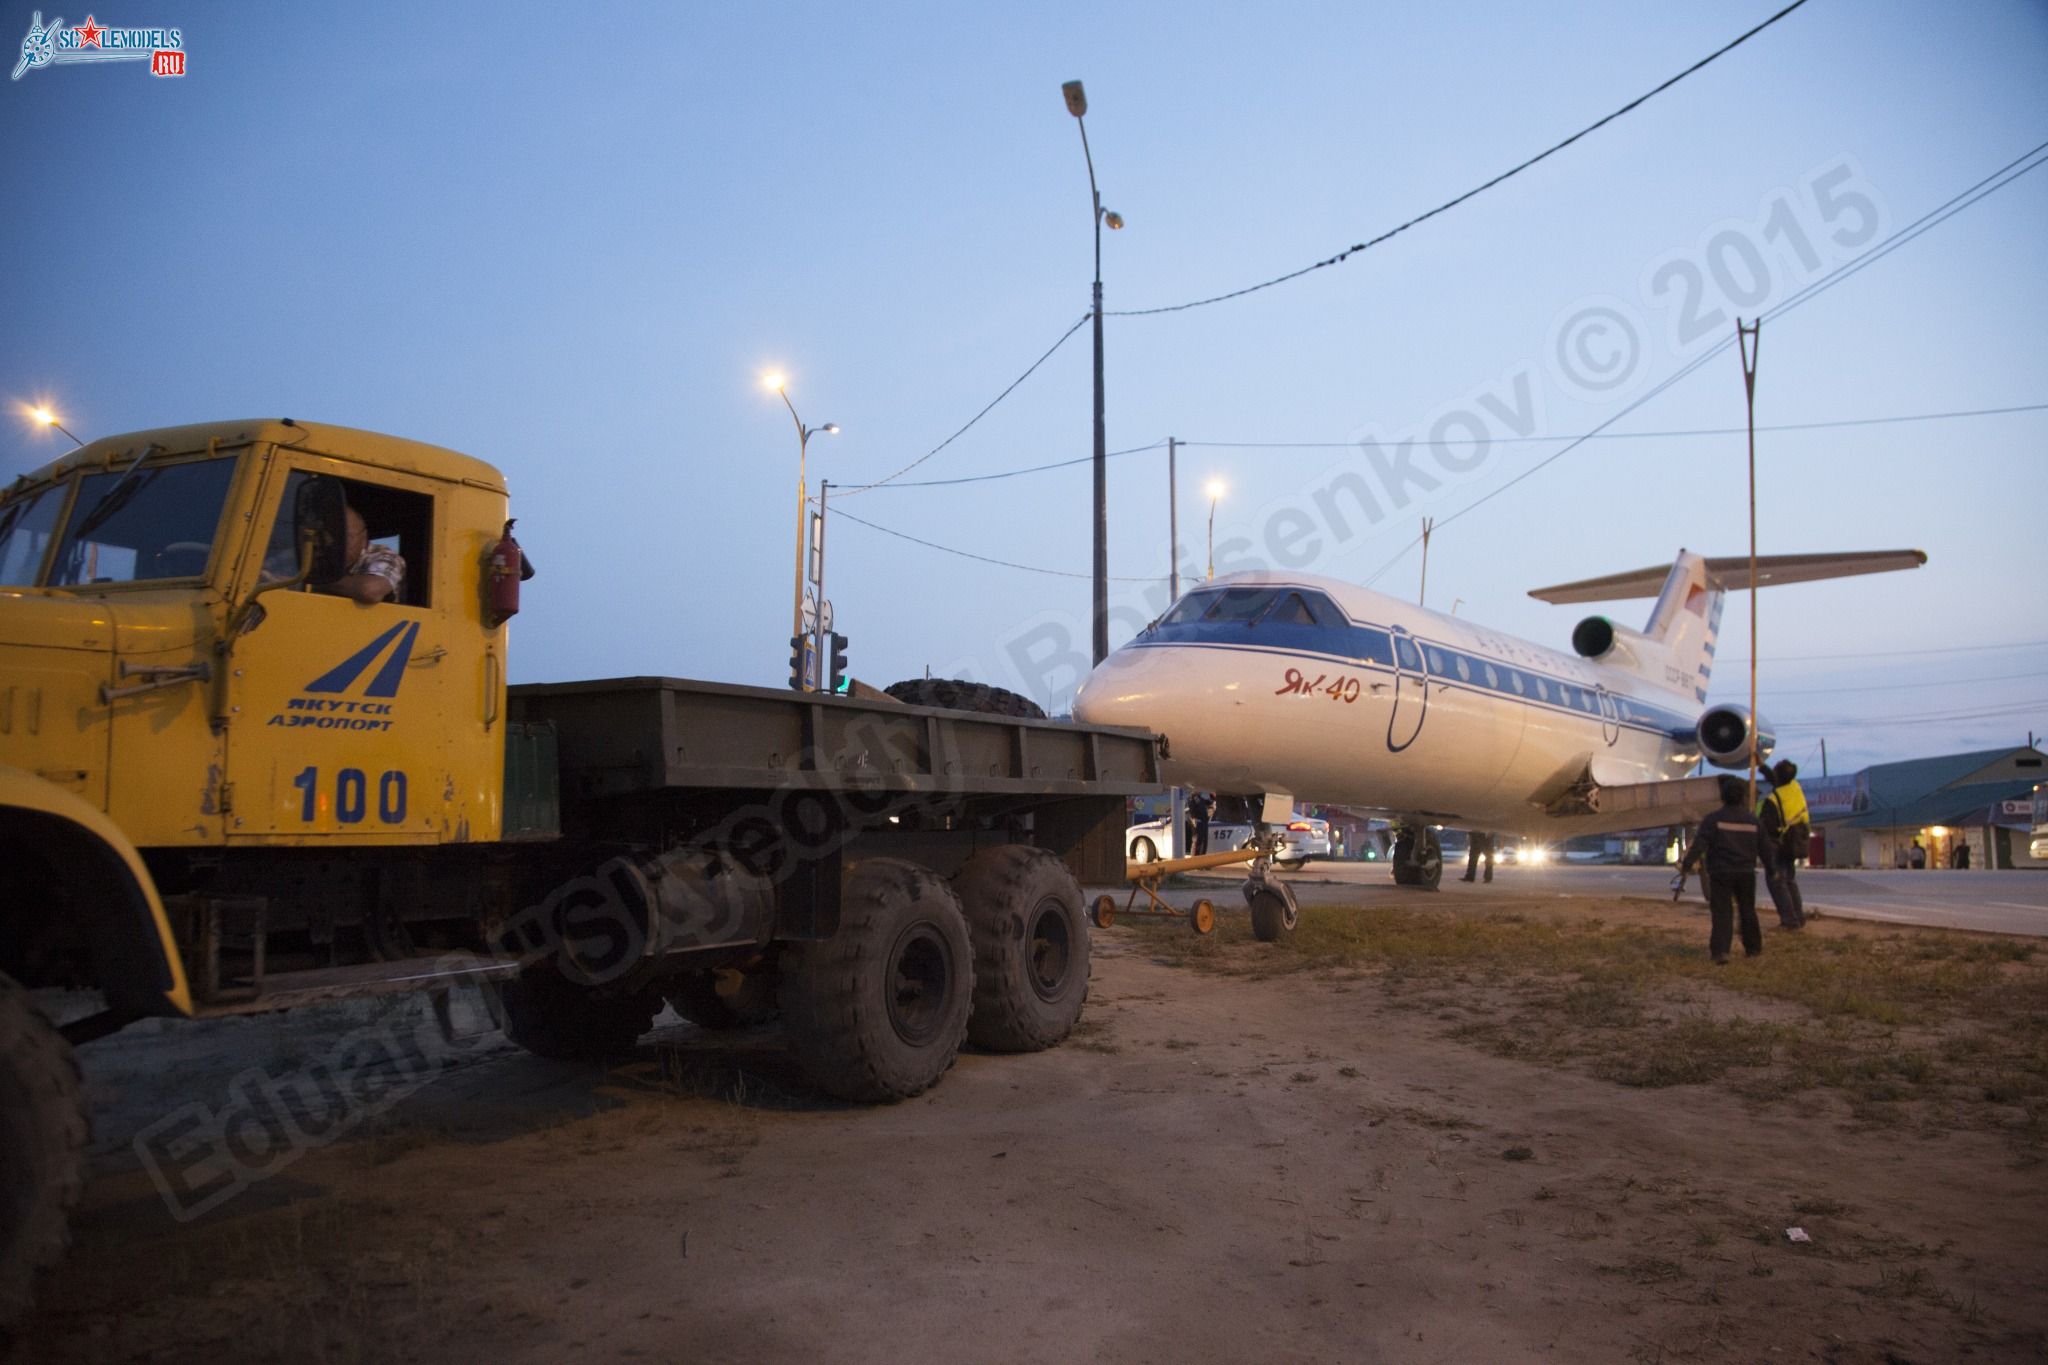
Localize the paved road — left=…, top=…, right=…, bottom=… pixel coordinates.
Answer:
left=1177, top=860, right=2048, bottom=937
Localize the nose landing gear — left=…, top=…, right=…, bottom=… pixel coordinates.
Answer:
left=1391, top=824, right=1444, bottom=891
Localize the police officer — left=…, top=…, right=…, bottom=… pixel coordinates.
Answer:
left=1680, top=775, right=1774, bottom=964
left=1758, top=759, right=1809, bottom=929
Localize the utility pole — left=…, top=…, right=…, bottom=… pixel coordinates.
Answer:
left=1737, top=318, right=1763, bottom=806
left=1417, top=517, right=1435, bottom=608
left=1167, top=436, right=1180, bottom=602
left=1820, top=737, right=1828, bottom=778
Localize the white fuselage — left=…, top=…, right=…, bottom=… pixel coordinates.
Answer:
left=1073, top=571, right=1705, bottom=834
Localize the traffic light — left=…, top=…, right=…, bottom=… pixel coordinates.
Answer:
left=827, top=632, right=849, bottom=693
left=788, top=635, right=807, bottom=691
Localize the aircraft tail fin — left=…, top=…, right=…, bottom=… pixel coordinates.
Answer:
left=1528, top=548, right=1926, bottom=705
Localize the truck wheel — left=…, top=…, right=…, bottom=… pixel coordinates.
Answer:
left=1248, top=886, right=1299, bottom=942
left=488, top=965, right=659, bottom=1060
left=0, top=975, right=86, bottom=1329
left=883, top=678, right=1046, bottom=720
left=1131, top=836, right=1158, bottom=864
left=667, top=965, right=779, bottom=1031
left=779, top=858, right=974, bottom=1102
left=953, top=845, right=1090, bottom=1052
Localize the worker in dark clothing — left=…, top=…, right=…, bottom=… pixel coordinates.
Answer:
left=1460, top=832, right=1494, bottom=882
left=1680, top=775, right=1774, bottom=964
left=1758, top=759, right=1808, bottom=930
left=1188, top=791, right=1215, bottom=856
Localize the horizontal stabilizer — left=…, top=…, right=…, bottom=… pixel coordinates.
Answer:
left=1529, top=550, right=1926, bottom=604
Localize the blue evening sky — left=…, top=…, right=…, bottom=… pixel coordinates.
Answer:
left=4, top=0, right=2044, bottom=773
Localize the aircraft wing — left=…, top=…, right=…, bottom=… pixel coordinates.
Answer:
left=1529, top=549, right=1926, bottom=603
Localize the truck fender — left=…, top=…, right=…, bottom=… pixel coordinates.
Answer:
left=0, top=764, right=192, bottom=1018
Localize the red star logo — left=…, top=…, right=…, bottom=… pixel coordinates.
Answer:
left=76, top=16, right=103, bottom=47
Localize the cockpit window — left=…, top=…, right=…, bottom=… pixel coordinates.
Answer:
left=1265, top=592, right=1319, bottom=626
left=0, top=484, right=66, bottom=586
left=1203, top=587, right=1279, bottom=624
left=1159, top=589, right=1223, bottom=625
left=47, top=457, right=239, bottom=587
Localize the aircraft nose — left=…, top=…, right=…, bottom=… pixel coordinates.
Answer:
left=1074, top=645, right=1171, bottom=731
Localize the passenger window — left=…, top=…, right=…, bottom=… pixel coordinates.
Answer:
left=1395, top=637, right=1422, bottom=671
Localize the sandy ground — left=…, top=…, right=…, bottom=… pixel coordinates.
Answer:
left=11, top=892, right=2047, bottom=1365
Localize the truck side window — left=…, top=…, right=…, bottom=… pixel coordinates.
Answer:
left=260, top=474, right=433, bottom=606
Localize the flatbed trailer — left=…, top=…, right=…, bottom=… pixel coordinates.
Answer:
left=0, top=418, right=1161, bottom=1324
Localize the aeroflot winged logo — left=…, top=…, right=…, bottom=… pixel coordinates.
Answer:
left=267, top=622, right=418, bottom=732
left=12, top=11, right=185, bottom=79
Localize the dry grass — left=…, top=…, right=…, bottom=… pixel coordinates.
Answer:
left=1132, top=903, right=2048, bottom=1149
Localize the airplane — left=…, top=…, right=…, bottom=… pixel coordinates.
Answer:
left=1072, top=548, right=1925, bottom=924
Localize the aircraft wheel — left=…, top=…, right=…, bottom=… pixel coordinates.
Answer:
left=1414, top=830, right=1444, bottom=892
left=1248, top=886, right=1298, bottom=942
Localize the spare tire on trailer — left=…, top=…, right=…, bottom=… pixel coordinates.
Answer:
left=0, top=974, right=86, bottom=1330
left=883, top=678, right=1045, bottom=720
left=952, top=845, right=1090, bottom=1052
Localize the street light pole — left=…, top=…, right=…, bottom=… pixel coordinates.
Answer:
left=1063, top=80, right=1121, bottom=667
left=1167, top=436, right=1179, bottom=602
left=765, top=375, right=837, bottom=690
left=1205, top=480, right=1225, bottom=581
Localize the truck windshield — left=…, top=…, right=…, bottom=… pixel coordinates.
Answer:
left=0, top=484, right=67, bottom=586
left=45, top=458, right=239, bottom=587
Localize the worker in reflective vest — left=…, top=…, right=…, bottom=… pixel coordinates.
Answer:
left=1758, top=759, right=1809, bottom=930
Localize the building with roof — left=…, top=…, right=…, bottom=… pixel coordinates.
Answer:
left=1807, top=745, right=2046, bottom=869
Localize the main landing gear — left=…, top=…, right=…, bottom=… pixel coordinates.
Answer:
left=1391, top=824, right=1444, bottom=891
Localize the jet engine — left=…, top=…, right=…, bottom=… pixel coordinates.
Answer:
left=1695, top=703, right=1775, bottom=770
left=1570, top=615, right=1646, bottom=669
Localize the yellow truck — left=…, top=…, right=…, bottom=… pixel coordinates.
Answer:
left=0, top=418, right=1160, bottom=1322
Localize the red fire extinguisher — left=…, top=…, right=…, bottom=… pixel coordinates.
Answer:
left=487, top=519, right=527, bottom=626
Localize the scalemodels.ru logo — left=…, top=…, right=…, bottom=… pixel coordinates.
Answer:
left=12, top=11, right=184, bottom=80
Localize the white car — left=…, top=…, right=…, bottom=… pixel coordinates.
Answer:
left=1125, top=818, right=1257, bottom=863
left=1280, top=818, right=1332, bottom=862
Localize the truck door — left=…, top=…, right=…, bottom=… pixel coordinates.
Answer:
left=221, top=451, right=495, bottom=844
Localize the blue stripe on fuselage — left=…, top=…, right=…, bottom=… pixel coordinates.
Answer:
left=1129, top=617, right=1698, bottom=739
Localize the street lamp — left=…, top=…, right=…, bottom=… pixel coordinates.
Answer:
left=29, top=405, right=85, bottom=449
left=765, top=373, right=838, bottom=689
left=1206, top=479, right=1225, bottom=581
left=1062, top=79, right=1124, bottom=667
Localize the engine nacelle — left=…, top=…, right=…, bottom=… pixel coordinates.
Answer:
left=1695, top=704, right=1776, bottom=770
left=1571, top=615, right=1646, bottom=670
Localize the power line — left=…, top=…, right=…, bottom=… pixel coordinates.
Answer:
left=1110, top=0, right=1814, bottom=317
left=832, top=506, right=1165, bottom=583
left=1777, top=699, right=2048, bottom=729
left=1180, top=401, right=2048, bottom=450
left=1722, top=638, right=2048, bottom=664
left=834, top=314, right=1090, bottom=498
left=1356, top=138, right=2048, bottom=589
left=1758, top=668, right=2047, bottom=696
left=844, top=440, right=1166, bottom=491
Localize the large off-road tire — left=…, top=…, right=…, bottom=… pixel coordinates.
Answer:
left=778, top=858, right=974, bottom=1102
left=1, top=975, right=86, bottom=1330
left=488, top=964, right=660, bottom=1060
left=1248, top=885, right=1299, bottom=942
left=666, top=964, right=779, bottom=1031
left=953, top=845, right=1090, bottom=1052
left=883, top=678, right=1046, bottom=720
